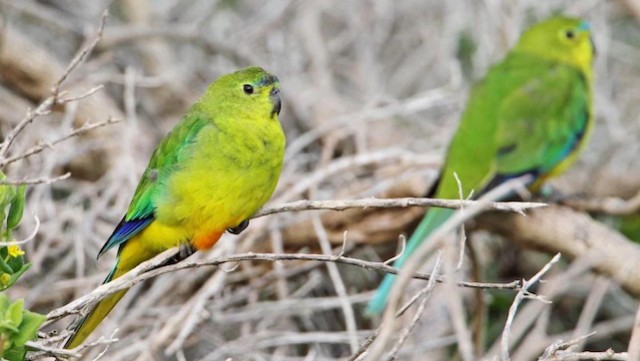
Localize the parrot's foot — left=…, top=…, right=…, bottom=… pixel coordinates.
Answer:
left=228, top=219, right=249, bottom=235
left=179, top=243, right=197, bottom=259
left=162, top=243, right=197, bottom=266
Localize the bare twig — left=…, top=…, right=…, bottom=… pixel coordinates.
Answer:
left=365, top=175, right=533, bottom=361
left=540, top=333, right=629, bottom=361
left=254, top=197, right=546, bottom=218
left=51, top=10, right=108, bottom=96
left=312, top=215, right=359, bottom=352
left=386, top=251, right=442, bottom=361
left=543, top=350, right=628, bottom=360
left=26, top=329, right=118, bottom=361
left=383, top=235, right=406, bottom=266
left=502, top=253, right=561, bottom=361
left=0, top=10, right=108, bottom=161
left=0, top=117, right=121, bottom=167
left=45, top=249, right=524, bottom=325
left=0, top=172, right=70, bottom=185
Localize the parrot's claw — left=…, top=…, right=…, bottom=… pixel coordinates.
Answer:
left=228, top=219, right=249, bottom=235
left=179, top=243, right=197, bottom=259
left=162, top=243, right=197, bottom=266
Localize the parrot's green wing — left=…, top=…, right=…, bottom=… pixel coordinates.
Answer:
left=487, top=63, right=590, bottom=187
left=97, top=111, right=211, bottom=257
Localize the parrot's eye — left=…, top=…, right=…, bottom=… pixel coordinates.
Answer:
left=564, top=29, right=575, bottom=40
left=243, top=84, right=254, bottom=95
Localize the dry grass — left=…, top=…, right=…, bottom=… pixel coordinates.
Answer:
left=1, top=0, right=640, bottom=360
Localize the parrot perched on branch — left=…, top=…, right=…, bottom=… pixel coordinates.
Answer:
left=367, top=16, right=596, bottom=314
left=65, top=67, right=286, bottom=348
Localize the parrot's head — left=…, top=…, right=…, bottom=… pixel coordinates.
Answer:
left=206, top=66, right=282, bottom=120
left=515, top=16, right=595, bottom=73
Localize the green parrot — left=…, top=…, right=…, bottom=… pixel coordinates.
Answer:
left=64, top=67, right=285, bottom=348
left=367, top=16, right=596, bottom=314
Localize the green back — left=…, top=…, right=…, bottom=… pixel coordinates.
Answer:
left=436, top=52, right=590, bottom=199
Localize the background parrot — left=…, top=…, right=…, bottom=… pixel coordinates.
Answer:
left=64, top=67, right=286, bottom=348
left=367, top=16, right=596, bottom=314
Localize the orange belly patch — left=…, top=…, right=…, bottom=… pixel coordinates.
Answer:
left=192, top=230, right=224, bottom=250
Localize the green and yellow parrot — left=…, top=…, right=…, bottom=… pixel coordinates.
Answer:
left=367, top=16, right=596, bottom=314
left=64, top=67, right=285, bottom=348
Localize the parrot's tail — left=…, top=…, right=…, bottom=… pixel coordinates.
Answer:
left=366, top=208, right=454, bottom=315
left=64, top=261, right=130, bottom=349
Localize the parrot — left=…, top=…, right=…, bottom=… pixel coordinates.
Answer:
left=64, top=67, right=286, bottom=348
left=367, top=16, right=596, bottom=314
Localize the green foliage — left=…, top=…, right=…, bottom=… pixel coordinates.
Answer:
left=0, top=172, right=46, bottom=360
left=0, top=173, right=29, bottom=291
left=0, top=295, right=45, bottom=360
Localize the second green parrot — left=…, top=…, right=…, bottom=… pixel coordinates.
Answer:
left=65, top=67, right=286, bottom=348
left=368, top=16, right=596, bottom=313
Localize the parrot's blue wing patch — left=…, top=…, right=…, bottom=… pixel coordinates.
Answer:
left=97, top=216, right=154, bottom=258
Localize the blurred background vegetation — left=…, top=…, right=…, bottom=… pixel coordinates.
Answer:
left=1, top=0, right=640, bottom=360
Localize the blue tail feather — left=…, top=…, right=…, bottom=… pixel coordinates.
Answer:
left=366, top=208, right=454, bottom=314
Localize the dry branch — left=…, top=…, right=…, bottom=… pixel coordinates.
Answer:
left=254, top=197, right=546, bottom=218
left=366, top=176, right=532, bottom=360
left=476, top=206, right=640, bottom=297
left=0, top=117, right=121, bottom=167
left=45, top=249, right=523, bottom=324
left=502, top=253, right=560, bottom=361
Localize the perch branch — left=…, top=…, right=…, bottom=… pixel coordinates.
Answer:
left=254, top=197, right=546, bottom=218
left=45, top=249, right=523, bottom=324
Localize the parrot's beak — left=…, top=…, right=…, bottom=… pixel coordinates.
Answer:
left=270, top=87, right=281, bottom=117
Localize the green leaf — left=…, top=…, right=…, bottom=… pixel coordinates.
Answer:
left=0, top=264, right=30, bottom=292
left=0, top=294, right=10, bottom=313
left=6, top=185, right=25, bottom=231
left=8, top=264, right=29, bottom=284
left=3, top=345, right=26, bottom=361
left=6, top=300, right=22, bottom=328
left=0, top=256, right=14, bottom=274
left=0, top=182, right=14, bottom=212
left=0, top=321, right=20, bottom=334
left=7, top=255, right=25, bottom=274
left=12, top=310, right=44, bottom=347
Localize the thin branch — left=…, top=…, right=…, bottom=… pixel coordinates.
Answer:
left=383, top=235, right=406, bottom=266
left=0, top=172, right=70, bottom=185
left=44, top=249, right=523, bottom=325
left=51, top=10, right=108, bottom=96
left=542, top=350, right=628, bottom=360
left=0, top=117, right=121, bottom=167
left=502, top=253, right=562, bottom=361
left=386, top=251, right=442, bottom=361
left=26, top=329, right=118, bottom=361
left=57, top=85, right=104, bottom=104
left=254, top=197, right=546, bottom=218
left=0, top=10, right=108, bottom=161
left=0, top=97, right=56, bottom=160
left=365, top=175, right=533, bottom=361
left=312, top=215, right=359, bottom=353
